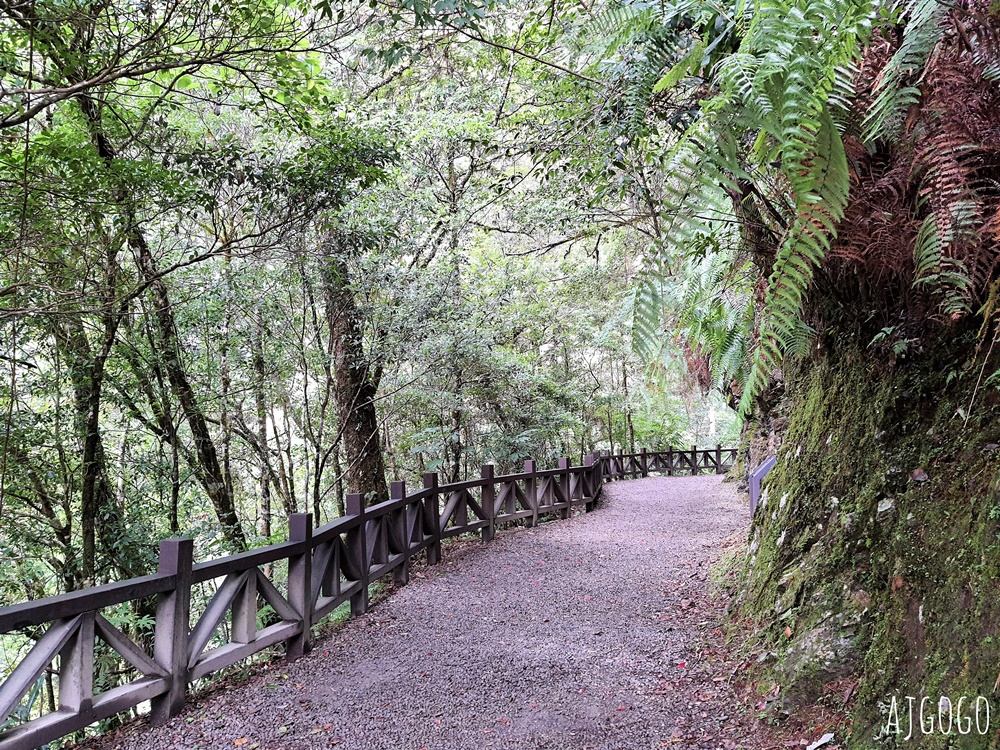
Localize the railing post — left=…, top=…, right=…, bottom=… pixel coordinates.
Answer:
left=346, top=493, right=369, bottom=616
left=691, top=444, right=698, bottom=475
left=557, top=457, right=570, bottom=519
left=287, top=513, right=313, bottom=659
left=667, top=445, right=674, bottom=476
left=640, top=448, right=649, bottom=478
left=583, top=453, right=596, bottom=512
left=151, top=537, right=193, bottom=724
left=716, top=444, right=723, bottom=474
left=391, top=481, right=409, bottom=586
left=524, top=459, right=538, bottom=527
left=481, top=465, right=496, bottom=542
left=423, top=472, right=441, bottom=565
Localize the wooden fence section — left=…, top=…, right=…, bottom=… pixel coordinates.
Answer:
left=0, top=446, right=729, bottom=750
left=603, top=445, right=736, bottom=479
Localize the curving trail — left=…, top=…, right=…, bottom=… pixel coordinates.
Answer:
left=93, top=476, right=755, bottom=750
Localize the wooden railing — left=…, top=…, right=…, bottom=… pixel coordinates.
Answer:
left=0, top=446, right=733, bottom=750
left=603, top=445, right=737, bottom=479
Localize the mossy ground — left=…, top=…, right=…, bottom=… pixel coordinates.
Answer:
left=740, top=331, right=1000, bottom=748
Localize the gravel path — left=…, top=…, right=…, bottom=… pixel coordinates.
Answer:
left=93, top=475, right=754, bottom=750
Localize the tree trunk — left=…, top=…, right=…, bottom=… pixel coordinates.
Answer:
left=301, top=269, right=338, bottom=525
left=448, top=400, right=463, bottom=483
left=320, top=238, right=388, bottom=505
left=220, top=253, right=234, bottom=510
left=169, top=428, right=180, bottom=534
left=252, top=327, right=272, bottom=538
left=8, top=442, right=75, bottom=592
left=52, top=316, right=137, bottom=583
left=333, top=440, right=345, bottom=517
left=75, top=92, right=246, bottom=550
left=133, top=235, right=247, bottom=551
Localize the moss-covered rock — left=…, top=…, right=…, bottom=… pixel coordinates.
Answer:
left=740, top=330, right=1000, bottom=748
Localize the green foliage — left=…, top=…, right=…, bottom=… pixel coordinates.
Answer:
left=633, top=248, right=754, bottom=397
left=0, top=1, right=743, bottom=735
left=615, top=0, right=874, bottom=414
left=911, top=211, right=974, bottom=317
left=862, top=0, right=946, bottom=142
left=0, top=0, right=322, bottom=132
left=0, top=674, right=43, bottom=732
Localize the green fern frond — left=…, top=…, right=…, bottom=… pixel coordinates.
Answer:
left=912, top=212, right=974, bottom=315
left=654, top=38, right=709, bottom=92
left=913, top=213, right=942, bottom=279
left=577, top=0, right=659, bottom=54
left=632, top=273, right=669, bottom=362
left=863, top=0, right=946, bottom=142
left=633, top=247, right=754, bottom=395
left=618, top=0, right=876, bottom=416
left=785, top=319, right=816, bottom=357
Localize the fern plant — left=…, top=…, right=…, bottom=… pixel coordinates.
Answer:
left=587, top=0, right=1000, bottom=414
left=862, top=0, right=947, bottom=142
left=628, top=0, right=874, bottom=414
left=633, top=214, right=754, bottom=400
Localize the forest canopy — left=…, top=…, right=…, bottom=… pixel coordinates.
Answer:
left=2, top=0, right=995, bottom=591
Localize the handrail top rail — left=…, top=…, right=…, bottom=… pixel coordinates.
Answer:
left=191, top=540, right=308, bottom=584
left=610, top=446, right=735, bottom=458
left=312, top=513, right=364, bottom=545
left=0, top=573, right=177, bottom=634
left=533, top=466, right=572, bottom=478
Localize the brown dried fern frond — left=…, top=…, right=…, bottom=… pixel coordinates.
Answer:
left=823, top=0, right=1000, bottom=332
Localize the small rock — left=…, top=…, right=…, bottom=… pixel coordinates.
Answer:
left=910, top=468, right=929, bottom=482
left=806, top=733, right=835, bottom=750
